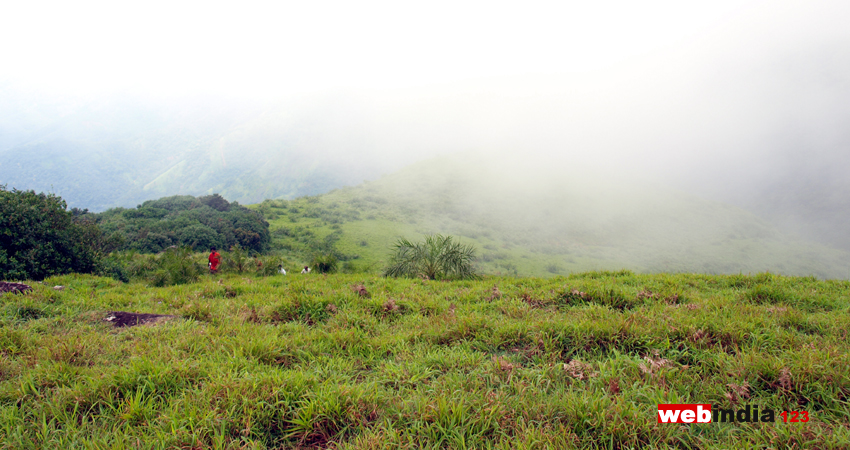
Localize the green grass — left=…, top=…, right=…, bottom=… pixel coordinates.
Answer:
left=1, top=271, right=849, bottom=448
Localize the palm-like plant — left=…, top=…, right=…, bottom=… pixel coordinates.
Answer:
left=384, top=234, right=478, bottom=280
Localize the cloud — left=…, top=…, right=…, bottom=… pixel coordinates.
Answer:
left=1, top=0, right=782, bottom=98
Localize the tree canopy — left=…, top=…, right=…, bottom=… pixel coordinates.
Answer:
left=94, top=194, right=271, bottom=254
left=0, top=186, right=106, bottom=280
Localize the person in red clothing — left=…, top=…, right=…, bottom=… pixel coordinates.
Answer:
left=208, top=247, right=221, bottom=274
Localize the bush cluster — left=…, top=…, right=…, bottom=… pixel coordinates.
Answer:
left=94, top=194, right=271, bottom=254
left=109, top=246, right=293, bottom=286
left=0, top=186, right=110, bottom=280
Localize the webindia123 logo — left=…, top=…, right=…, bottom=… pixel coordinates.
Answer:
left=657, top=404, right=810, bottom=423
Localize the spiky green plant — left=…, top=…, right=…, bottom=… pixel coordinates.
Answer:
left=149, top=245, right=202, bottom=286
left=310, top=252, right=338, bottom=274
left=224, top=244, right=248, bottom=273
left=384, top=234, right=478, bottom=280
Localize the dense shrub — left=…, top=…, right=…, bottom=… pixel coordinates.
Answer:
left=0, top=186, right=108, bottom=280
left=96, top=256, right=130, bottom=283
left=136, top=232, right=173, bottom=253
left=148, top=246, right=203, bottom=287
left=176, top=224, right=223, bottom=251
left=95, top=194, right=271, bottom=254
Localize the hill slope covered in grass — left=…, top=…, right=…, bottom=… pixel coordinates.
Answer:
left=1, top=271, right=848, bottom=448
left=252, top=154, right=850, bottom=279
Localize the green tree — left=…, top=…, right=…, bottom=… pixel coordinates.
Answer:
left=384, top=234, right=478, bottom=280
left=0, top=186, right=106, bottom=280
left=94, top=194, right=271, bottom=254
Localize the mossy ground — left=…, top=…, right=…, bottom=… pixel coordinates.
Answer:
left=1, top=271, right=848, bottom=449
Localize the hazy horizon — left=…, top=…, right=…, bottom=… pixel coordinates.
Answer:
left=2, top=0, right=849, bottom=251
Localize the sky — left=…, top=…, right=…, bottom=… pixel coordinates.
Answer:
left=2, top=0, right=850, bottom=259
left=0, top=0, right=810, bottom=98
left=1, top=0, right=849, bottom=206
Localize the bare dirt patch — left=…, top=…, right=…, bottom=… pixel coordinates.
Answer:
left=104, top=311, right=178, bottom=327
left=0, top=282, right=32, bottom=294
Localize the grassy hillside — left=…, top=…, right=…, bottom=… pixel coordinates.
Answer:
left=746, top=173, right=850, bottom=253
left=1, top=271, right=848, bottom=448
left=251, top=155, right=850, bottom=279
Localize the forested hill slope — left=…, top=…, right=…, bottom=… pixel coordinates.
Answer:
left=256, top=154, right=850, bottom=279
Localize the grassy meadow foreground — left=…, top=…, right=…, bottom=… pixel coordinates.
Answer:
left=1, top=271, right=849, bottom=449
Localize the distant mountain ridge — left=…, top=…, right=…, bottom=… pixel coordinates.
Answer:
left=0, top=91, right=400, bottom=211
left=2, top=85, right=848, bottom=256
